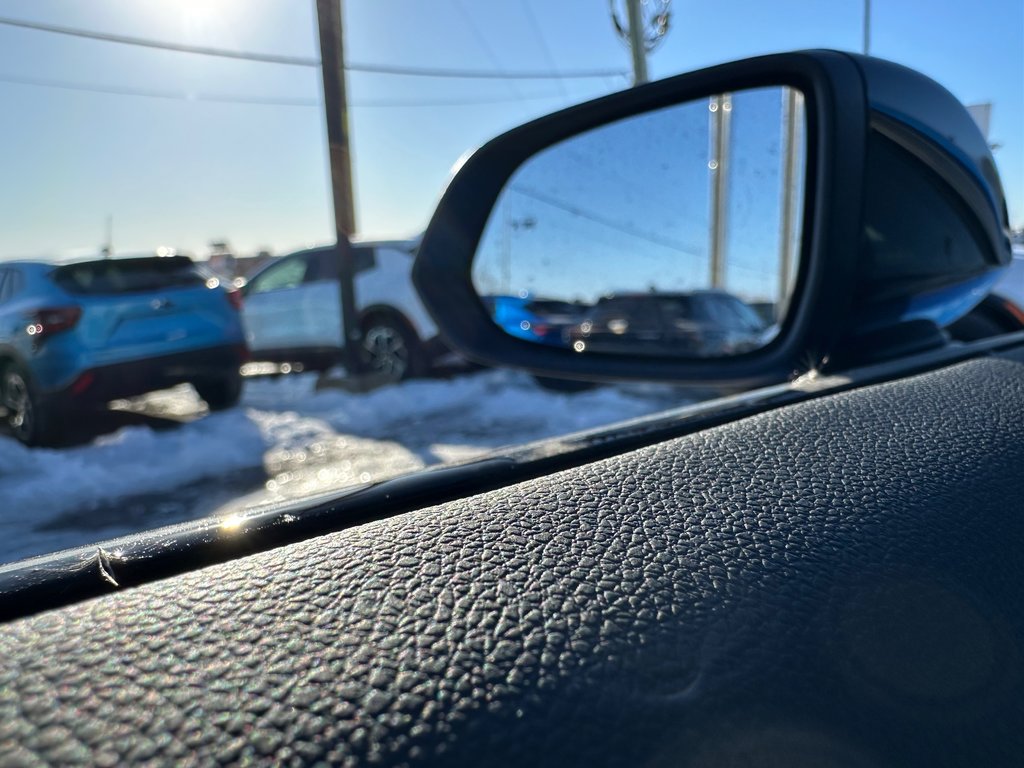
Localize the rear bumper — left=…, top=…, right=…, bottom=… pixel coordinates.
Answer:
left=53, top=343, right=248, bottom=405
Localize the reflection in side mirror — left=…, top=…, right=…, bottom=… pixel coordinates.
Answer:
left=471, top=86, right=806, bottom=359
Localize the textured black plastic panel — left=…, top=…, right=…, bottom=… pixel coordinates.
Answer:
left=2, top=357, right=1023, bottom=766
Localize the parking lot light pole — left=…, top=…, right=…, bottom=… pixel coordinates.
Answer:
left=778, top=89, right=803, bottom=316
left=625, top=0, right=649, bottom=85
left=863, top=0, right=871, bottom=55
left=708, top=94, right=731, bottom=289
left=611, top=0, right=670, bottom=87
left=316, top=0, right=363, bottom=378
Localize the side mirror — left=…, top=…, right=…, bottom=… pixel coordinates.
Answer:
left=414, top=51, right=1011, bottom=385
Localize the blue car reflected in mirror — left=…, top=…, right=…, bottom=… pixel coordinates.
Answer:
left=481, top=294, right=588, bottom=347
left=471, top=85, right=805, bottom=359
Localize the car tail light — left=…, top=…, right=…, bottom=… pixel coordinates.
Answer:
left=1001, top=297, right=1024, bottom=327
left=226, top=289, right=244, bottom=311
left=70, top=371, right=95, bottom=395
left=26, top=306, right=82, bottom=338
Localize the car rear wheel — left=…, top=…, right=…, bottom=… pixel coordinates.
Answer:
left=360, top=313, right=424, bottom=383
left=1, top=364, right=55, bottom=446
left=194, top=371, right=243, bottom=411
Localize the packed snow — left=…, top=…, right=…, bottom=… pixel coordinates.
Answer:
left=0, top=370, right=695, bottom=564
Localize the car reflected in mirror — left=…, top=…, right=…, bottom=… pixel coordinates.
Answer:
left=480, top=294, right=587, bottom=347
left=568, top=290, right=773, bottom=357
left=416, top=51, right=1012, bottom=386
left=482, top=288, right=774, bottom=357
left=471, top=85, right=805, bottom=359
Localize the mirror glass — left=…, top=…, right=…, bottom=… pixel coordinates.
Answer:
left=472, top=86, right=806, bottom=358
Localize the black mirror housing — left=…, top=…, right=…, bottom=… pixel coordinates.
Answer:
left=414, top=51, right=1010, bottom=385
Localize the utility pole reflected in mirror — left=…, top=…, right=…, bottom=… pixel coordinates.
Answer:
left=708, top=94, right=732, bottom=289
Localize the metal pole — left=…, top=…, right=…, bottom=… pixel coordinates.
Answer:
left=778, top=88, right=802, bottom=317
left=626, top=0, right=648, bottom=85
left=708, top=94, right=731, bottom=289
left=863, top=0, right=871, bottom=55
left=315, top=0, right=362, bottom=375
left=103, top=215, right=113, bottom=258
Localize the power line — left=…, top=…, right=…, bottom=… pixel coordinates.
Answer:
left=0, top=72, right=319, bottom=106
left=0, top=72, right=568, bottom=108
left=355, top=94, right=565, bottom=107
left=0, top=15, right=627, bottom=80
left=510, top=184, right=704, bottom=258
left=0, top=15, right=320, bottom=67
left=520, top=0, right=569, bottom=100
left=452, top=0, right=521, bottom=98
left=347, top=61, right=626, bottom=80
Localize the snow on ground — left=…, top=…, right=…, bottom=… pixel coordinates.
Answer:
left=0, top=371, right=694, bottom=564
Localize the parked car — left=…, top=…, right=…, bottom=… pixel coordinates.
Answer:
left=948, top=244, right=1024, bottom=340
left=0, top=255, right=247, bottom=445
left=240, top=238, right=445, bottom=381
left=481, top=294, right=585, bottom=346
left=5, top=51, right=1023, bottom=767
left=568, top=290, right=770, bottom=357
left=994, top=244, right=1024, bottom=306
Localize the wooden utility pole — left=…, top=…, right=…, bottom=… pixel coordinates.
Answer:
left=316, top=0, right=362, bottom=375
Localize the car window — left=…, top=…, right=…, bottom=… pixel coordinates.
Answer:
left=52, top=258, right=204, bottom=295
left=0, top=269, right=24, bottom=303
left=352, top=246, right=375, bottom=274
left=295, top=247, right=374, bottom=282
left=0, top=2, right=1018, bottom=572
left=247, top=257, right=308, bottom=294
left=302, top=251, right=326, bottom=283
left=658, top=297, right=695, bottom=322
left=526, top=299, right=578, bottom=316
left=617, top=298, right=661, bottom=329
left=723, top=297, right=766, bottom=331
left=700, top=295, right=763, bottom=331
left=3, top=269, right=23, bottom=302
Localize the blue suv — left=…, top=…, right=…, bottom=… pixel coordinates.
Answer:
left=0, top=255, right=248, bottom=445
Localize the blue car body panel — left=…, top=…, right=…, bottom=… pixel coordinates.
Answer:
left=485, top=295, right=579, bottom=347
left=0, top=258, right=246, bottom=397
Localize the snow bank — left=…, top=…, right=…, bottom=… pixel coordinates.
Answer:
left=0, top=370, right=689, bottom=563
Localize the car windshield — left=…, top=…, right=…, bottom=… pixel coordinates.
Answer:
left=53, top=256, right=207, bottom=294
left=0, top=1, right=1020, bottom=566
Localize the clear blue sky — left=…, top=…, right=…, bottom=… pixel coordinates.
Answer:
left=0, top=0, right=1020, bottom=261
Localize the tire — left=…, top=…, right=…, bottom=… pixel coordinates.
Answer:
left=531, top=375, right=598, bottom=393
left=194, top=371, right=243, bottom=411
left=948, top=310, right=1009, bottom=342
left=360, top=313, right=424, bottom=383
left=1, top=363, right=56, bottom=446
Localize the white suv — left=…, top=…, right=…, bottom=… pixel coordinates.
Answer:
left=995, top=244, right=1024, bottom=308
left=240, top=238, right=444, bottom=381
